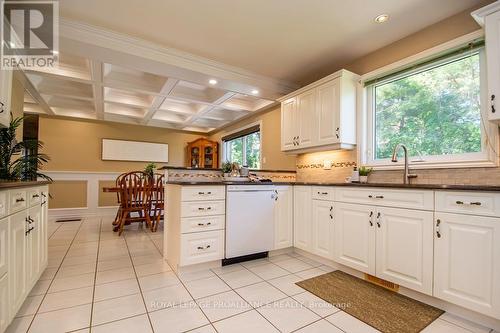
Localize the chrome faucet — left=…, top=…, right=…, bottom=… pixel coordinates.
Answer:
left=391, top=144, right=418, bottom=184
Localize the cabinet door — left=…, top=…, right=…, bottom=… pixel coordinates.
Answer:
left=0, top=69, right=12, bottom=128
left=39, top=189, right=48, bottom=268
left=281, top=97, right=297, bottom=150
left=9, top=211, right=26, bottom=315
left=0, top=218, right=7, bottom=278
left=376, top=207, right=433, bottom=295
left=0, top=274, right=9, bottom=333
left=316, top=79, right=340, bottom=145
left=486, top=10, right=500, bottom=121
left=312, top=200, right=334, bottom=259
left=434, top=213, right=500, bottom=318
left=293, top=186, right=312, bottom=251
left=274, top=186, right=293, bottom=250
left=27, top=206, right=41, bottom=287
left=297, top=90, right=315, bottom=147
left=334, top=202, right=375, bottom=275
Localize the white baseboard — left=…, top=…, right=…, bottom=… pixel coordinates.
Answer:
left=49, top=207, right=118, bottom=220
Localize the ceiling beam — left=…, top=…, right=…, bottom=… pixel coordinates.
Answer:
left=89, top=60, right=104, bottom=120
left=184, top=92, right=236, bottom=126
left=15, top=70, right=55, bottom=115
left=141, top=78, right=178, bottom=125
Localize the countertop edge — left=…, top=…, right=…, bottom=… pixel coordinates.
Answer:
left=165, top=181, right=500, bottom=192
left=0, top=180, right=52, bottom=190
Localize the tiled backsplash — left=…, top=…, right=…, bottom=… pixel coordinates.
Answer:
left=165, top=169, right=296, bottom=182
left=296, top=149, right=500, bottom=186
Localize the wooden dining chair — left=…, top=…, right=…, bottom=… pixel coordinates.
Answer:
left=148, top=174, right=164, bottom=232
left=117, top=171, right=152, bottom=235
left=112, top=172, right=128, bottom=228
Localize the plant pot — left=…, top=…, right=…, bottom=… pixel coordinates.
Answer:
left=223, top=173, right=231, bottom=177
left=359, top=176, right=368, bottom=183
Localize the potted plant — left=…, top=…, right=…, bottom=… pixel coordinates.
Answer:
left=144, top=162, right=157, bottom=179
left=358, top=166, right=373, bottom=183
left=221, top=161, right=232, bottom=177
left=0, top=116, right=51, bottom=182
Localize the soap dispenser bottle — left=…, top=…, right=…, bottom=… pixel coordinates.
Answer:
left=351, top=167, right=360, bottom=183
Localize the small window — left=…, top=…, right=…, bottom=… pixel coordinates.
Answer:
left=222, top=125, right=261, bottom=168
left=364, top=45, right=497, bottom=168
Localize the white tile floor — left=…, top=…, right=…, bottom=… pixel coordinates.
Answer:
left=5, top=216, right=496, bottom=333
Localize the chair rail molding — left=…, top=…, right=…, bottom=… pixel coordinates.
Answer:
left=43, top=171, right=121, bottom=219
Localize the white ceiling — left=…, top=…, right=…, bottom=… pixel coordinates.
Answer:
left=22, top=0, right=485, bottom=133
left=59, top=0, right=484, bottom=85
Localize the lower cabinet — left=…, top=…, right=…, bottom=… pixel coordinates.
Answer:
left=9, top=211, right=26, bottom=316
left=26, top=206, right=41, bottom=287
left=0, top=274, right=8, bottom=333
left=334, top=202, right=434, bottom=295
left=434, top=212, right=500, bottom=318
left=311, top=200, right=334, bottom=259
left=334, top=203, right=375, bottom=275
left=274, top=186, right=293, bottom=250
left=0, top=218, right=7, bottom=278
left=293, top=186, right=312, bottom=252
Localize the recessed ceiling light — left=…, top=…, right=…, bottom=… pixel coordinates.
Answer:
left=375, top=14, right=389, bottom=23
left=251, top=89, right=259, bottom=95
left=209, top=79, right=218, bottom=85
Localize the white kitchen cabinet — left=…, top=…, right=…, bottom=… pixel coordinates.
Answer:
left=0, top=274, right=8, bottom=333
left=434, top=212, right=500, bottom=318
left=296, top=89, right=315, bottom=147
left=473, top=2, right=500, bottom=122
left=334, top=202, right=376, bottom=275
left=0, top=69, right=12, bottom=128
left=26, top=206, right=41, bottom=287
left=9, top=210, right=26, bottom=316
left=281, top=97, right=297, bottom=150
left=280, top=69, right=359, bottom=153
left=274, top=186, right=293, bottom=250
left=293, top=186, right=312, bottom=252
left=376, top=207, right=434, bottom=295
left=311, top=200, right=334, bottom=259
left=0, top=219, right=7, bottom=278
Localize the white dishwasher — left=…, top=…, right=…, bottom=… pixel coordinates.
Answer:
left=225, top=185, right=277, bottom=262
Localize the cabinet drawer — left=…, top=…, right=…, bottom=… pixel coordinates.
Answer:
left=181, top=186, right=225, bottom=201
left=181, top=200, right=225, bottom=217
left=312, top=186, right=335, bottom=201
left=335, top=187, right=434, bottom=210
left=9, top=189, right=27, bottom=214
left=435, top=191, right=500, bottom=217
left=180, top=230, right=224, bottom=266
left=181, top=215, right=225, bottom=234
left=0, top=219, right=7, bottom=278
left=28, top=188, right=41, bottom=207
left=0, top=191, right=7, bottom=218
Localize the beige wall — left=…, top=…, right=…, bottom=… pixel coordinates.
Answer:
left=11, top=72, right=25, bottom=142
left=48, top=181, right=87, bottom=209
left=39, top=116, right=205, bottom=172
left=209, top=105, right=296, bottom=171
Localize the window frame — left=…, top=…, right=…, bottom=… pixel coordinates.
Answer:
left=221, top=121, right=263, bottom=169
left=360, top=42, right=499, bottom=170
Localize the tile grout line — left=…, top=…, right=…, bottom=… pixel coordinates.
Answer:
left=88, top=217, right=103, bottom=333
left=25, top=218, right=88, bottom=333
left=139, top=224, right=220, bottom=333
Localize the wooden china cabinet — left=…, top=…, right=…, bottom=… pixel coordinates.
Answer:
left=186, top=138, right=219, bottom=169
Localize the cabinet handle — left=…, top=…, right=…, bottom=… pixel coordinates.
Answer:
left=197, top=245, right=211, bottom=250
left=335, top=127, right=340, bottom=139
left=198, top=207, right=211, bottom=211
left=376, top=212, right=381, bottom=228
left=492, top=94, right=496, bottom=113
left=369, top=211, right=373, bottom=226
left=455, top=200, right=482, bottom=206
left=368, top=195, right=373, bottom=198
left=436, top=219, right=441, bottom=238
left=329, top=213, right=333, bottom=220
left=330, top=206, right=333, bottom=212
left=375, top=195, right=384, bottom=199
left=197, top=222, right=212, bottom=226
left=0, top=101, right=4, bottom=113
left=16, top=198, right=25, bottom=203
left=198, top=192, right=205, bottom=195
left=32, top=194, right=40, bottom=198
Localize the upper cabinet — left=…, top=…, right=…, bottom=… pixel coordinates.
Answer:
left=280, top=69, right=359, bottom=153
left=472, top=2, right=500, bottom=123
left=0, top=69, right=12, bottom=128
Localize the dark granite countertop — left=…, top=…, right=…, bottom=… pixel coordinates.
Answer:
left=0, top=180, right=51, bottom=190
left=159, top=166, right=296, bottom=173
left=165, top=180, right=500, bottom=192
